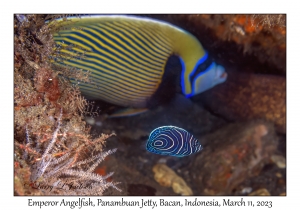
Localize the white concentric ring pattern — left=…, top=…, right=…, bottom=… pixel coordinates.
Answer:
left=146, top=125, right=203, bottom=157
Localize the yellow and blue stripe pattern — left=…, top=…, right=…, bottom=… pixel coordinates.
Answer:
left=51, top=15, right=227, bottom=108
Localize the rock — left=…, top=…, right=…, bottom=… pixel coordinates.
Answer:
left=271, top=155, right=286, bottom=169
left=194, top=73, right=286, bottom=134
left=127, top=184, right=156, bottom=196
left=152, top=163, right=193, bottom=196
left=249, top=188, right=270, bottom=196
left=241, top=187, right=252, bottom=194
left=191, top=121, right=278, bottom=195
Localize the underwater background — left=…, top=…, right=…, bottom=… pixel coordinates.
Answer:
left=14, top=14, right=286, bottom=196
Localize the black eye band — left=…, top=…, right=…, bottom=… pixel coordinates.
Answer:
left=190, top=54, right=214, bottom=82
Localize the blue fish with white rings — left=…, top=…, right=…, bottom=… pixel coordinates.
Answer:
left=146, top=126, right=203, bottom=157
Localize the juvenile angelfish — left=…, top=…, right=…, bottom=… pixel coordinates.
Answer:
left=146, top=126, right=203, bottom=157
left=51, top=15, right=227, bottom=116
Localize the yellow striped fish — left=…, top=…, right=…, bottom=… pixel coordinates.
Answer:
left=51, top=15, right=227, bottom=113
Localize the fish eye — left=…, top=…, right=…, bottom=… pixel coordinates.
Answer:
left=191, top=54, right=214, bottom=80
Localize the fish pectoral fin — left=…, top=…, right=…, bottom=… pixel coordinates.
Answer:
left=108, top=107, right=149, bottom=118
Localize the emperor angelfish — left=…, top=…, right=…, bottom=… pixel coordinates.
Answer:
left=51, top=15, right=227, bottom=109
left=146, top=126, right=203, bottom=157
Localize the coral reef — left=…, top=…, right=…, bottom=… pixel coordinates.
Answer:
left=14, top=14, right=118, bottom=195
left=191, top=121, right=278, bottom=195
left=13, top=14, right=285, bottom=196
left=16, top=110, right=119, bottom=195
left=194, top=14, right=286, bottom=72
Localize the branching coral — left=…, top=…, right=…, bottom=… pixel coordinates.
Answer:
left=14, top=14, right=119, bottom=195
left=15, top=109, right=120, bottom=195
